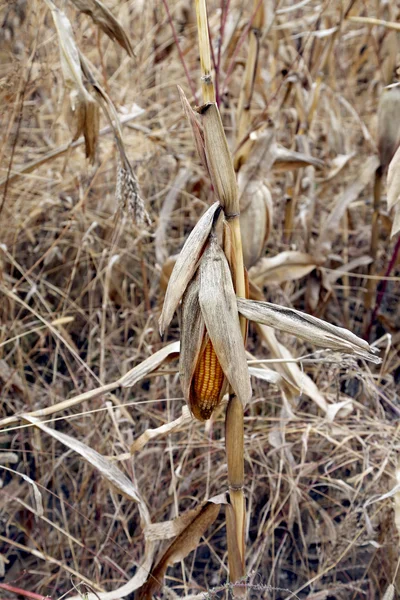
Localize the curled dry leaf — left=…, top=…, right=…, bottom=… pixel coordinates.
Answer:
left=237, top=298, right=380, bottom=363
left=69, top=0, right=134, bottom=57
left=159, top=201, right=221, bottom=334
left=119, top=341, right=180, bottom=387
left=199, top=237, right=252, bottom=408
left=387, top=144, right=400, bottom=237
left=377, top=86, right=400, bottom=171
left=249, top=251, right=321, bottom=286
left=239, top=181, right=273, bottom=269
left=136, top=495, right=227, bottom=600
left=45, top=0, right=99, bottom=162
left=131, top=405, right=191, bottom=454
left=273, top=145, right=325, bottom=171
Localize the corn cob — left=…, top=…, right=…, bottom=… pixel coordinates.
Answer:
left=191, top=338, right=225, bottom=420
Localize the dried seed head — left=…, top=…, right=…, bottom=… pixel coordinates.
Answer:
left=378, top=85, right=400, bottom=171
left=116, top=161, right=150, bottom=226
left=239, top=180, right=273, bottom=269
left=200, top=103, right=239, bottom=216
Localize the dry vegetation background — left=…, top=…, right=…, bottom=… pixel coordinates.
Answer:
left=1, top=0, right=400, bottom=598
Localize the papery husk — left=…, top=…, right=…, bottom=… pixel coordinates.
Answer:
left=199, top=237, right=252, bottom=407
left=239, top=180, right=273, bottom=269
left=159, top=201, right=221, bottom=334
left=200, top=103, right=239, bottom=215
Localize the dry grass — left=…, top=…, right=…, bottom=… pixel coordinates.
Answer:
left=1, top=0, right=400, bottom=598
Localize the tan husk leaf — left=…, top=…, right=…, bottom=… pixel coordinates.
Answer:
left=249, top=251, right=321, bottom=286
left=239, top=181, right=273, bottom=269
left=387, top=143, right=400, bottom=237
left=136, top=497, right=225, bottom=599
left=179, top=274, right=208, bottom=413
left=237, top=298, right=380, bottom=363
left=200, top=103, right=238, bottom=215
left=199, top=237, right=252, bottom=407
left=159, top=202, right=221, bottom=334
left=69, top=0, right=134, bottom=57
left=44, top=0, right=99, bottom=162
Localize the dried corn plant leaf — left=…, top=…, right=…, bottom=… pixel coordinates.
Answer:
left=200, top=103, right=238, bottom=214
left=44, top=0, right=99, bottom=162
left=22, top=415, right=151, bottom=524
left=199, top=237, right=252, bottom=407
left=237, top=298, right=380, bottom=363
left=249, top=251, right=321, bottom=286
left=256, top=323, right=329, bottom=413
left=69, top=0, right=134, bottom=57
left=387, top=143, right=400, bottom=237
left=137, top=497, right=226, bottom=599
left=240, top=181, right=273, bottom=269
left=119, top=341, right=180, bottom=387
left=273, top=145, right=324, bottom=171
left=0, top=466, right=43, bottom=517
left=316, top=155, right=380, bottom=255
left=178, top=86, right=208, bottom=173
left=130, top=406, right=191, bottom=455
left=377, top=86, right=400, bottom=170
left=159, top=202, right=221, bottom=334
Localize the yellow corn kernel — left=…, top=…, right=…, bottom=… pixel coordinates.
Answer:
left=191, top=338, right=225, bottom=420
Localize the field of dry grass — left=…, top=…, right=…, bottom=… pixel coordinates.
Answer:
left=1, top=0, right=400, bottom=598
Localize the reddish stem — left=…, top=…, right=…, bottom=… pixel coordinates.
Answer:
left=367, top=235, right=400, bottom=340
left=0, top=583, right=51, bottom=600
left=161, top=0, right=198, bottom=102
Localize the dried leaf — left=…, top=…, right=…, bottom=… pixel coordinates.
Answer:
left=200, top=103, right=238, bottom=215
left=69, top=0, right=134, bottom=57
left=317, top=155, right=380, bottom=255
left=137, top=498, right=225, bottom=599
left=178, top=86, right=208, bottom=173
left=159, top=202, right=221, bottom=334
left=249, top=251, right=320, bottom=286
left=45, top=0, right=99, bottom=162
left=273, top=145, right=324, bottom=171
left=387, top=143, right=400, bottom=237
left=237, top=298, right=380, bottom=363
left=240, top=181, right=273, bottom=269
left=0, top=466, right=43, bottom=516
left=199, top=237, right=252, bottom=406
left=130, top=406, right=191, bottom=455
left=120, top=341, right=180, bottom=387
left=23, top=415, right=151, bottom=525
left=256, top=323, right=329, bottom=413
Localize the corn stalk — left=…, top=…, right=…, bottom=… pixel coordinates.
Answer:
left=195, top=0, right=247, bottom=588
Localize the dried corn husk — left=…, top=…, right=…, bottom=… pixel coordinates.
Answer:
left=200, top=103, right=239, bottom=215
left=179, top=238, right=251, bottom=420
left=237, top=297, right=380, bottom=363
left=239, top=180, right=273, bottom=269
left=159, top=201, right=221, bottom=334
